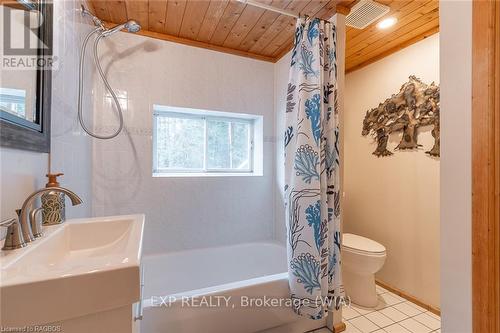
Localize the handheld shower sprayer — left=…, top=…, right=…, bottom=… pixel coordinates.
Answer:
left=78, top=6, right=142, bottom=140
left=101, top=20, right=141, bottom=36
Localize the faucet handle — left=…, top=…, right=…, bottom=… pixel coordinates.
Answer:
left=29, top=208, right=43, bottom=238
left=1, top=217, right=26, bottom=251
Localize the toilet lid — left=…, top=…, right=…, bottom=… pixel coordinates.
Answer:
left=342, top=233, right=386, bottom=254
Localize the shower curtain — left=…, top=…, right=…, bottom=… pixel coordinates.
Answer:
left=284, top=17, right=342, bottom=320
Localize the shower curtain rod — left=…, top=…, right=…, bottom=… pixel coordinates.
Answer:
left=237, top=0, right=300, bottom=18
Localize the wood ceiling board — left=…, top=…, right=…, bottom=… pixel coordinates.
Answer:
left=179, top=1, right=211, bottom=39
left=270, top=0, right=339, bottom=58
left=125, top=0, right=149, bottom=28
left=345, top=0, right=396, bottom=39
left=346, top=0, right=439, bottom=58
left=346, top=16, right=439, bottom=70
left=346, top=25, right=438, bottom=73
left=115, top=23, right=276, bottom=61
left=106, top=0, right=128, bottom=24
left=346, top=0, right=437, bottom=56
left=89, top=0, right=111, bottom=22
left=196, top=0, right=230, bottom=42
left=347, top=8, right=438, bottom=60
left=262, top=0, right=332, bottom=56
left=96, top=0, right=439, bottom=70
left=238, top=0, right=293, bottom=51
left=222, top=0, right=272, bottom=48
left=210, top=1, right=247, bottom=45
left=148, top=0, right=168, bottom=33
left=346, top=0, right=433, bottom=45
left=248, top=0, right=312, bottom=54
left=165, top=0, right=188, bottom=36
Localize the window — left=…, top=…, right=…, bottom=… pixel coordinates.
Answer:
left=153, top=105, right=263, bottom=176
left=0, top=88, right=27, bottom=119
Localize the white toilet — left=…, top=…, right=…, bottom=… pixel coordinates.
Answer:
left=342, top=233, right=387, bottom=308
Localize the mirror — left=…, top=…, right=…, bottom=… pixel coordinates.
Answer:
left=0, top=0, right=52, bottom=153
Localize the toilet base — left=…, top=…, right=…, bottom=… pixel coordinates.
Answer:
left=343, top=269, right=379, bottom=308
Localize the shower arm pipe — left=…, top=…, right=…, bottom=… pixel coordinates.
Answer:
left=80, top=5, right=105, bottom=30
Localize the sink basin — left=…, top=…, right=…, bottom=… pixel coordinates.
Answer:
left=0, top=214, right=144, bottom=327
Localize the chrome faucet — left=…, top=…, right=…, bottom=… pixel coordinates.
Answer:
left=1, top=212, right=25, bottom=250
left=0, top=187, right=83, bottom=250
left=18, top=187, right=83, bottom=244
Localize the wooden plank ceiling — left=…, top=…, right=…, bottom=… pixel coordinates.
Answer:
left=88, top=0, right=439, bottom=72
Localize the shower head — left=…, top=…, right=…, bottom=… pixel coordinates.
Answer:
left=125, top=20, right=141, bottom=33
left=101, top=20, right=141, bottom=37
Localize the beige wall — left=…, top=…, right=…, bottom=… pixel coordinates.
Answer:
left=344, top=34, right=440, bottom=308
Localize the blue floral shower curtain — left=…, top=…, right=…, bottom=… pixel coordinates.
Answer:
left=284, top=17, right=342, bottom=319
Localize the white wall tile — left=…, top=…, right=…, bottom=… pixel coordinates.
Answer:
left=1, top=0, right=94, bottom=226
left=91, top=32, right=276, bottom=254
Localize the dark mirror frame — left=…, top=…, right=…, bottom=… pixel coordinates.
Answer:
left=0, top=0, right=52, bottom=153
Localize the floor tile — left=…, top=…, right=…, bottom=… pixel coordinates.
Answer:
left=343, top=306, right=362, bottom=320
left=376, top=285, right=389, bottom=295
left=399, top=318, right=433, bottom=333
left=379, top=306, right=409, bottom=322
left=426, top=312, right=441, bottom=320
left=379, top=292, right=406, bottom=306
left=351, top=304, right=375, bottom=315
left=365, top=311, right=395, bottom=328
left=413, top=312, right=441, bottom=331
left=344, top=321, right=363, bottom=333
left=349, top=316, right=380, bottom=333
left=337, top=287, right=440, bottom=333
left=393, top=302, right=425, bottom=317
left=405, top=302, right=429, bottom=313
left=384, top=323, right=412, bottom=333
left=389, top=293, right=407, bottom=303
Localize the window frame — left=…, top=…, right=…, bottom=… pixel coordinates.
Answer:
left=152, top=108, right=256, bottom=176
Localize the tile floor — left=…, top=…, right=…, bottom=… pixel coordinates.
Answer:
left=312, top=285, right=441, bottom=333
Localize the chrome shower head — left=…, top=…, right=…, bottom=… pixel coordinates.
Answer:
left=125, top=20, right=141, bottom=33
left=101, top=20, right=142, bottom=37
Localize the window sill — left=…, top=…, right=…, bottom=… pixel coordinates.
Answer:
left=152, top=172, right=263, bottom=178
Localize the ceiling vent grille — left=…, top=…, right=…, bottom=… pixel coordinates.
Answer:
left=346, top=0, right=390, bottom=29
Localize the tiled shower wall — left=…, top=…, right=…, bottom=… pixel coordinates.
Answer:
left=0, top=0, right=94, bottom=222
left=91, top=32, right=276, bottom=254
left=50, top=0, right=94, bottom=218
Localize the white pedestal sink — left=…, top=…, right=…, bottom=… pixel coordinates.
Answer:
left=0, top=214, right=145, bottom=333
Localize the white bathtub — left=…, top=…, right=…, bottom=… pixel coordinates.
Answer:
left=140, top=242, right=326, bottom=333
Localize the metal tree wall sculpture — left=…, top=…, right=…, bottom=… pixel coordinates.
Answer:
left=362, top=75, right=440, bottom=157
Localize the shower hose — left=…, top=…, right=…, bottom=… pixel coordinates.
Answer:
left=77, top=28, right=124, bottom=140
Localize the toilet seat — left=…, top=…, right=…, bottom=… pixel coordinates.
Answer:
left=342, top=233, right=386, bottom=256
